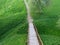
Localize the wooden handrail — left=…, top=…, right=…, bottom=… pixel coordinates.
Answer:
left=34, top=24, right=44, bottom=45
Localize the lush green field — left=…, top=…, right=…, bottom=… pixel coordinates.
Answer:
left=0, top=0, right=27, bottom=45
left=29, top=0, right=60, bottom=45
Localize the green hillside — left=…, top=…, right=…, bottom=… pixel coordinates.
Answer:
left=0, top=0, right=60, bottom=45
left=29, top=0, right=60, bottom=45
left=0, top=0, right=27, bottom=45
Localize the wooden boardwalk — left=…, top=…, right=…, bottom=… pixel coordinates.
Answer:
left=24, top=0, right=43, bottom=45
left=28, top=23, right=40, bottom=45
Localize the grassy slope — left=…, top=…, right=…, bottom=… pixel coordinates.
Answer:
left=0, top=0, right=27, bottom=45
left=30, top=0, right=60, bottom=45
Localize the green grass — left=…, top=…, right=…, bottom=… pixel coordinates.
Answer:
left=29, top=0, right=60, bottom=45
left=0, top=23, right=28, bottom=45
left=0, top=0, right=28, bottom=45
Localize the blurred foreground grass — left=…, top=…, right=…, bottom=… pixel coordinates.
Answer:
left=29, top=0, right=60, bottom=45
left=0, top=0, right=28, bottom=45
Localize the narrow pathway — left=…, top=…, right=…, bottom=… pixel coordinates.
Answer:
left=24, top=0, right=41, bottom=45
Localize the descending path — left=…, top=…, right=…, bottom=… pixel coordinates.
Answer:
left=24, top=0, right=43, bottom=45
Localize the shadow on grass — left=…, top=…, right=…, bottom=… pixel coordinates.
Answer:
left=16, top=22, right=28, bottom=34
left=0, top=14, right=27, bottom=41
